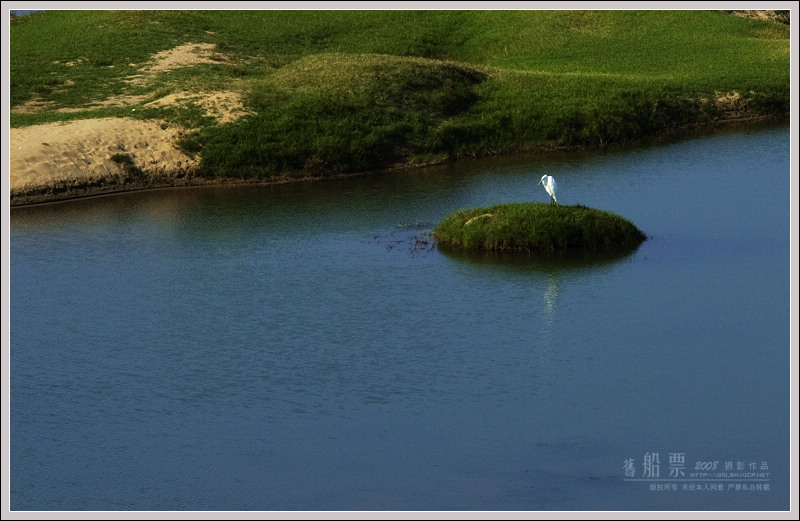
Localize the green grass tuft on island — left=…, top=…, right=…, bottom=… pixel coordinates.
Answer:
left=434, top=202, right=647, bottom=253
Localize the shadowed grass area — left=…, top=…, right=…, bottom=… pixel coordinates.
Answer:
left=186, top=53, right=487, bottom=179
left=109, top=153, right=145, bottom=181
left=434, top=202, right=647, bottom=252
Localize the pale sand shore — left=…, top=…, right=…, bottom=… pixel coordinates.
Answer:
left=9, top=41, right=241, bottom=205
left=10, top=117, right=200, bottom=204
left=9, top=118, right=206, bottom=206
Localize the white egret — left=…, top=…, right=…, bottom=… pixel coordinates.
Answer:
left=538, top=174, right=558, bottom=204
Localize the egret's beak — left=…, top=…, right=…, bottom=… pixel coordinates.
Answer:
left=537, top=179, right=543, bottom=185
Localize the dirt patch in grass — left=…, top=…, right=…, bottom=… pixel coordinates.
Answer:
left=13, top=42, right=240, bottom=117
left=124, top=42, right=229, bottom=86
left=142, top=42, right=228, bottom=72
left=144, top=90, right=254, bottom=124
left=11, top=98, right=56, bottom=114
left=695, top=90, right=767, bottom=124
left=730, top=10, right=790, bottom=24
left=56, top=94, right=153, bottom=113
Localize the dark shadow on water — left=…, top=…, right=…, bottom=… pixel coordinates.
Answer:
left=437, top=242, right=643, bottom=273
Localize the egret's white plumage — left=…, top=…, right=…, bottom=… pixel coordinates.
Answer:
left=538, top=175, right=558, bottom=204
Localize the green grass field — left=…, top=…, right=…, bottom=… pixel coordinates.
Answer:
left=10, top=10, right=790, bottom=181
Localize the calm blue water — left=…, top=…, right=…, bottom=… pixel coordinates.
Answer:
left=10, top=124, right=790, bottom=511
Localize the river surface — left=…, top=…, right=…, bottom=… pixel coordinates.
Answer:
left=10, top=123, right=791, bottom=512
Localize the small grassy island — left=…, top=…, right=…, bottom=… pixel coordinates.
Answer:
left=434, top=202, right=647, bottom=253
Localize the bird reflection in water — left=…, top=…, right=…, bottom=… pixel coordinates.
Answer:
left=540, top=270, right=561, bottom=348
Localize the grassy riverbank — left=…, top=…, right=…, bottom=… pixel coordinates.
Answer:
left=9, top=10, right=790, bottom=203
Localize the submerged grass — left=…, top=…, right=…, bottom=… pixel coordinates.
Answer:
left=434, top=202, right=647, bottom=253
left=10, top=10, right=790, bottom=185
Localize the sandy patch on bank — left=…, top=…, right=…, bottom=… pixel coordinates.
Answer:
left=10, top=117, right=198, bottom=192
left=144, top=90, right=254, bottom=124
left=12, top=41, right=244, bottom=118
left=125, top=42, right=229, bottom=86
left=9, top=41, right=258, bottom=204
left=143, top=42, right=227, bottom=72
